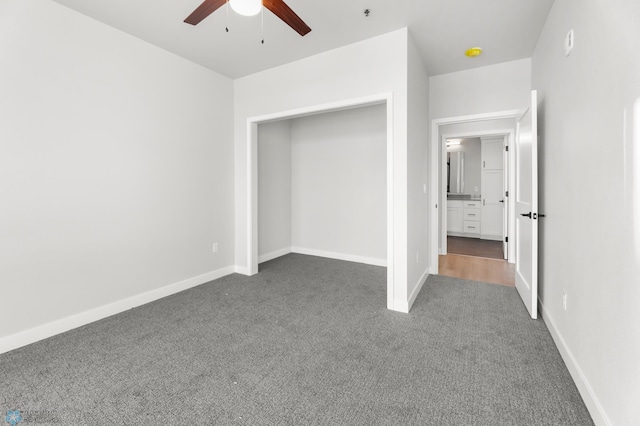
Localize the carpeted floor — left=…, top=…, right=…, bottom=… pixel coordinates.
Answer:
left=0, top=254, right=593, bottom=425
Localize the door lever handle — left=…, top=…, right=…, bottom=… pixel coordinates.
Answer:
left=520, top=212, right=532, bottom=218
left=499, top=200, right=504, bottom=203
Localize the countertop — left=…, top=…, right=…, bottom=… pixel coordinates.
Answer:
left=447, top=194, right=481, bottom=201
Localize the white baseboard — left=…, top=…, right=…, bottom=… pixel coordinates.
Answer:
left=448, top=231, right=477, bottom=238
left=0, top=266, right=235, bottom=355
left=540, top=301, right=611, bottom=426
left=394, top=269, right=429, bottom=313
left=258, top=247, right=292, bottom=264
left=234, top=265, right=251, bottom=275
left=291, top=246, right=387, bottom=267
left=408, top=269, right=429, bottom=311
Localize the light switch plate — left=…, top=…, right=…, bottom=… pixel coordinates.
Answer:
left=564, top=29, right=574, bottom=56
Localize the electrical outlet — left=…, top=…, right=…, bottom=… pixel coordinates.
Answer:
left=562, top=292, right=567, bottom=311
left=212, top=243, right=219, bottom=253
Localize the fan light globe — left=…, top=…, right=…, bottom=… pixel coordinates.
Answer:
left=230, top=0, right=262, bottom=16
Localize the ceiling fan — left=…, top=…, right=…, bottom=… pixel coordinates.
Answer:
left=184, top=0, right=311, bottom=36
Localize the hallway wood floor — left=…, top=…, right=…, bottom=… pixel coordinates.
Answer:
left=439, top=254, right=515, bottom=286
left=439, top=237, right=515, bottom=286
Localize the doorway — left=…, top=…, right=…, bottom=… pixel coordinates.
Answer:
left=430, top=111, right=521, bottom=284
left=257, top=104, right=387, bottom=268
left=441, top=133, right=514, bottom=286
left=246, top=93, right=399, bottom=310
left=441, top=130, right=514, bottom=259
left=438, top=250, right=516, bottom=285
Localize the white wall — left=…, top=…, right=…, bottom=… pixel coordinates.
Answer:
left=532, top=0, right=640, bottom=424
left=258, top=120, right=292, bottom=261
left=406, top=34, right=431, bottom=303
left=235, top=29, right=412, bottom=311
left=430, top=61, right=529, bottom=262
left=0, top=0, right=234, bottom=345
left=430, top=59, right=531, bottom=119
left=291, top=105, right=387, bottom=264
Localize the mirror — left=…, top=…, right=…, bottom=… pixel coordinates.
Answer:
left=447, top=151, right=464, bottom=193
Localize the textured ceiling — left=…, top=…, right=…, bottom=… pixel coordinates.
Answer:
left=50, top=0, right=555, bottom=79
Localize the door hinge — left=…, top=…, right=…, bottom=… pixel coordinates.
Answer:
left=505, top=146, right=509, bottom=152
left=505, top=237, right=508, bottom=243
left=505, top=190, right=509, bottom=197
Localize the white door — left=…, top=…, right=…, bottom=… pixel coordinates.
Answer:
left=502, top=142, right=509, bottom=259
left=515, top=90, right=538, bottom=319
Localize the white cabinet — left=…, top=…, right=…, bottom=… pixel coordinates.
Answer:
left=481, top=137, right=504, bottom=170
left=447, top=200, right=463, bottom=233
left=447, top=199, right=480, bottom=237
left=481, top=171, right=503, bottom=239
left=462, top=200, right=480, bottom=237
left=481, top=136, right=505, bottom=241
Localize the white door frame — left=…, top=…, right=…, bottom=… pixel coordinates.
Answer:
left=246, top=93, right=396, bottom=309
left=439, top=129, right=514, bottom=259
left=430, top=110, right=521, bottom=273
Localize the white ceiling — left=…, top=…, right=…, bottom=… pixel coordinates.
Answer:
left=50, top=0, right=555, bottom=79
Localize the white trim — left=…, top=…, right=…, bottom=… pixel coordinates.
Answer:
left=247, top=122, right=259, bottom=276
left=291, top=247, right=387, bottom=267
left=540, top=301, right=611, bottom=426
left=430, top=110, right=523, bottom=274
left=480, top=235, right=503, bottom=242
left=433, top=110, right=522, bottom=127
left=258, top=247, right=292, bottom=264
left=247, top=94, right=389, bottom=124
left=234, top=265, right=251, bottom=275
left=440, top=134, right=449, bottom=255
left=0, top=266, right=236, bottom=355
left=246, top=92, right=397, bottom=311
left=385, top=95, right=395, bottom=310
left=406, top=269, right=430, bottom=312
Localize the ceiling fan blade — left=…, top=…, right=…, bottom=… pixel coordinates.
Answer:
left=184, top=0, right=227, bottom=25
left=263, top=0, right=311, bottom=36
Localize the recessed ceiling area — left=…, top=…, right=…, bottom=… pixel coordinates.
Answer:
left=50, top=0, right=556, bottom=78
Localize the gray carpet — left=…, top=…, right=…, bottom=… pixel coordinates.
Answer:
left=1, top=254, right=593, bottom=425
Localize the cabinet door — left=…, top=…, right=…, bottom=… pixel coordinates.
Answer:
left=447, top=207, right=463, bottom=233
left=463, top=208, right=480, bottom=221
left=482, top=137, right=504, bottom=170
left=481, top=170, right=504, bottom=239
